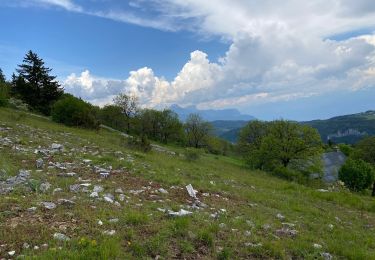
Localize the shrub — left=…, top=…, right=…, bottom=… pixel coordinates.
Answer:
left=0, top=82, right=10, bottom=107
left=126, top=135, right=151, bottom=153
left=184, top=148, right=201, bottom=162
left=51, top=95, right=99, bottom=129
left=339, top=144, right=354, bottom=156
left=339, top=159, right=375, bottom=192
left=7, top=98, right=29, bottom=111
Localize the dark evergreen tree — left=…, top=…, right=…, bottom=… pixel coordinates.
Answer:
left=13, top=50, right=63, bottom=115
left=0, top=68, right=6, bottom=83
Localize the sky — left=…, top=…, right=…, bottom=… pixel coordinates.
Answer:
left=0, top=0, right=375, bottom=121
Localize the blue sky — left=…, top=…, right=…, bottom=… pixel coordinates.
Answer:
left=1, top=0, right=375, bottom=121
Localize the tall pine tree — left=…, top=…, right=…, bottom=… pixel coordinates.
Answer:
left=13, top=50, right=63, bottom=115
left=0, top=68, right=6, bottom=83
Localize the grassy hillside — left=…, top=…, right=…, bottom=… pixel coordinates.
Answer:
left=303, top=110, right=375, bottom=144
left=1, top=108, right=375, bottom=259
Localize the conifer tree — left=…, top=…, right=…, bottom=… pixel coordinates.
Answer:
left=13, top=50, right=63, bottom=115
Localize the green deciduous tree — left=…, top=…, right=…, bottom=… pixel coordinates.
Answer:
left=352, top=136, right=375, bottom=195
left=339, top=159, right=375, bottom=192
left=185, top=113, right=212, bottom=148
left=51, top=94, right=99, bottom=129
left=136, top=108, right=183, bottom=143
left=260, top=120, right=322, bottom=169
left=238, top=120, right=323, bottom=175
left=238, top=120, right=270, bottom=168
left=98, top=105, right=127, bottom=131
left=113, top=93, right=138, bottom=133
left=12, top=50, right=63, bottom=115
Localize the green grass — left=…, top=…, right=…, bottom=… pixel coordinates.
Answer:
left=1, top=107, right=375, bottom=259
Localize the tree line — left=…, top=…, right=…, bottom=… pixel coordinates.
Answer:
left=2, top=50, right=374, bottom=195
left=0, top=50, right=231, bottom=155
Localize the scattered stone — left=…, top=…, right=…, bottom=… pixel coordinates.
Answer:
left=321, top=252, right=333, bottom=260
left=328, top=224, right=334, bottom=230
left=115, top=188, right=124, bottom=194
left=118, top=194, right=126, bottom=201
left=158, top=188, right=168, bottom=194
left=219, top=223, right=226, bottom=228
left=65, top=172, right=77, bottom=177
left=23, top=243, right=30, bottom=249
left=262, top=224, right=271, bottom=230
left=8, top=250, right=16, bottom=256
left=57, top=199, right=75, bottom=207
left=244, top=230, right=252, bottom=236
left=186, top=184, right=197, bottom=198
left=244, top=242, right=262, bottom=248
left=103, top=193, right=114, bottom=203
left=53, top=188, right=63, bottom=193
left=168, top=209, right=193, bottom=217
left=90, top=191, right=99, bottom=198
left=83, top=159, right=92, bottom=164
left=275, top=228, right=298, bottom=238
left=39, top=182, right=51, bottom=193
left=69, top=184, right=81, bottom=193
left=103, top=230, right=116, bottom=236
left=313, top=243, right=323, bottom=249
left=276, top=213, right=285, bottom=221
left=317, top=189, right=329, bottom=193
left=53, top=233, right=70, bottom=241
left=36, top=158, right=44, bottom=169
left=51, top=143, right=63, bottom=151
left=109, top=218, right=119, bottom=223
left=100, top=172, right=110, bottom=178
left=93, top=185, right=104, bottom=193
left=33, top=246, right=39, bottom=250
left=28, top=207, right=37, bottom=212
left=98, top=220, right=103, bottom=226
left=41, top=201, right=56, bottom=210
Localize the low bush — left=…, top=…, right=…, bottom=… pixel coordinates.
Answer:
left=339, top=159, right=375, bottom=192
left=184, top=148, right=201, bottom=162
left=51, top=95, right=99, bottom=129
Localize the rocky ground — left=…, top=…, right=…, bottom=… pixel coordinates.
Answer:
left=1, top=108, right=375, bottom=259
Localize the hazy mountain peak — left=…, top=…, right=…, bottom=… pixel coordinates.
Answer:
left=170, top=104, right=255, bottom=121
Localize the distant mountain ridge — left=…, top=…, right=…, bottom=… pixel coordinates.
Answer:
left=170, top=104, right=256, bottom=121
left=211, top=110, right=375, bottom=144
left=302, top=110, right=375, bottom=144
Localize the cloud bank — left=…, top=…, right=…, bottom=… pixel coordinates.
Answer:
left=12, top=0, right=375, bottom=109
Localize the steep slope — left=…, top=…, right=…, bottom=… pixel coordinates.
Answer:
left=1, top=108, right=375, bottom=259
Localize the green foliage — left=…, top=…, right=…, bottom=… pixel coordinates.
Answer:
left=0, top=82, right=10, bottom=107
left=7, top=97, right=29, bottom=111
left=352, top=136, right=375, bottom=166
left=113, top=93, right=138, bottom=132
left=184, top=148, right=201, bottom=162
left=205, top=136, right=232, bottom=155
left=51, top=95, right=99, bottom=129
left=185, top=113, right=212, bottom=148
left=339, top=159, right=375, bottom=192
left=339, top=143, right=354, bottom=156
left=12, top=50, right=63, bottom=115
left=136, top=108, right=184, bottom=143
left=126, top=135, right=151, bottom=153
left=0, top=68, right=5, bottom=83
left=238, top=120, right=322, bottom=173
left=98, top=105, right=127, bottom=131
left=237, top=120, right=270, bottom=168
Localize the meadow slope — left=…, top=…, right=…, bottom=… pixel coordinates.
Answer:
left=0, top=108, right=375, bottom=259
